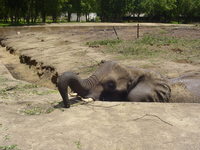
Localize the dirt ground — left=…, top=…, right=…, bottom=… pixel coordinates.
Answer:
left=0, top=23, right=200, bottom=150
left=0, top=23, right=199, bottom=88
left=0, top=61, right=200, bottom=150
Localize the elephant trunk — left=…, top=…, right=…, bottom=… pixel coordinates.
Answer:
left=57, top=61, right=114, bottom=108
left=57, top=72, right=99, bottom=108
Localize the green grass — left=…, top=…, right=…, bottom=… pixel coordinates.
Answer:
left=0, top=80, right=58, bottom=100
left=74, top=140, right=82, bottom=149
left=0, top=83, right=38, bottom=96
left=21, top=105, right=54, bottom=115
left=0, top=22, right=41, bottom=27
left=0, top=145, right=19, bottom=150
left=0, top=77, right=9, bottom=83
left=170, top=21, right=181, bottom=24
left=0, top=19, right=100, bottom=27
left=31, top=89, right=58, bottom=95
left=4, top=134, right=10, bottom=141
left=0, top=23, right=11, bottom=27
left=0, top=83, right=56, bottom=99
left=86, top=39, right=122, bottom=47
left=137, top=34, right=179, bottom=46
left=0, top=88, right=9, bottom=98
left=88, top=34, right=200, bottom=63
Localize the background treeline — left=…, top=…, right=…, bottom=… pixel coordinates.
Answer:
left=0, top=0, right=200, bottom=24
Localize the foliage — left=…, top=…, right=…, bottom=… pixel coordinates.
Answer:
left=177, top=0, right=200, bottom=22
left=0, top=0, right=199, bottom=23
left=127, top=0, right=145, bottom=17
left=96, top=0, right=129, bottom=22
left=142, top=0, right=177, bottom=22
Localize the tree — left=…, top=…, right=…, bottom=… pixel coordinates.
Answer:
left=81, top=0, right=97, bottom=21
left=0, top=0, right=8, bottom=22
left=71, top=0, right=82, bottom=22
left=143, top=0, right=177, bottom=22
left=5, top=0, right=22, bottom=23
left=0, top=0, right=199, bottom=23
left=47, top=0, right=61, bottom=22
left=127, top=0, right=145, bottom=21
left=97, top=0, right=128, bottom=22
left=177, top=0, right=200, bottom=22
left=61, top=0, right=73, bottom=22
left=194, top=0, right=200, bottom=17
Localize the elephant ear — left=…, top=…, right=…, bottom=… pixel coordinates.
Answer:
left=144, top=72, right=171, bottom=102
left=127, top=74, right=171, bottom=102
left=127, top=75, right=146, bottom=92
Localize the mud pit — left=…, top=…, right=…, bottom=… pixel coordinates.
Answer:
left=0, top=23, right=200, bottom=150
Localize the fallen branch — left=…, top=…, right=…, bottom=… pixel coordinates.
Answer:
left=87, top=103, right=121, bottom=109
left=131, top=113, right=173, bottom=126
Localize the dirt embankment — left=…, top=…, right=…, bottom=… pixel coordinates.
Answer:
left=0, top=25, right=200, bottom=89
left=0, top=25, right=148, bottom=88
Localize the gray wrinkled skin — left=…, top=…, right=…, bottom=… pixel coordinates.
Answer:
left=57, top=61, right=200, bottom=108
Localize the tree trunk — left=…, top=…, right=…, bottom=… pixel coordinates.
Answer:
left=11, top=16, right=14, bottom=23
left=77, top=13, right=81, bottom=22
left=67, top=12, right=71, bottom=22
left=137, top=13, right=140, bottom=22
left=86, top=13, right=89, bottom=22
left=26, top=17, right=30, bottom=24
left=52, top=16, right=57, bottom=22
left=42, top=13, right=46, bottom=23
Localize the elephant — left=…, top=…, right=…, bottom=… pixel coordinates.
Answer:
left=57, top=61, right=200, bottom=108
left=57, top=61, right=169, bottom=108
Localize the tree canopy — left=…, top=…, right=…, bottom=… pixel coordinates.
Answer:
left=0, top=0, right=199, bottom=24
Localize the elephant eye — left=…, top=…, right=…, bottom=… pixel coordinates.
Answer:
left=107, top=81, right=115, bottom=88
left=107, top=81, right=116, bottom=89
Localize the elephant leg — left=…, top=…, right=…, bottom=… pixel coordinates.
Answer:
left=127, top=80, right=171, bottom=102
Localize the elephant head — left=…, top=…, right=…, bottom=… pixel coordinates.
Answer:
left=57, top=61, right=133, bottom=108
